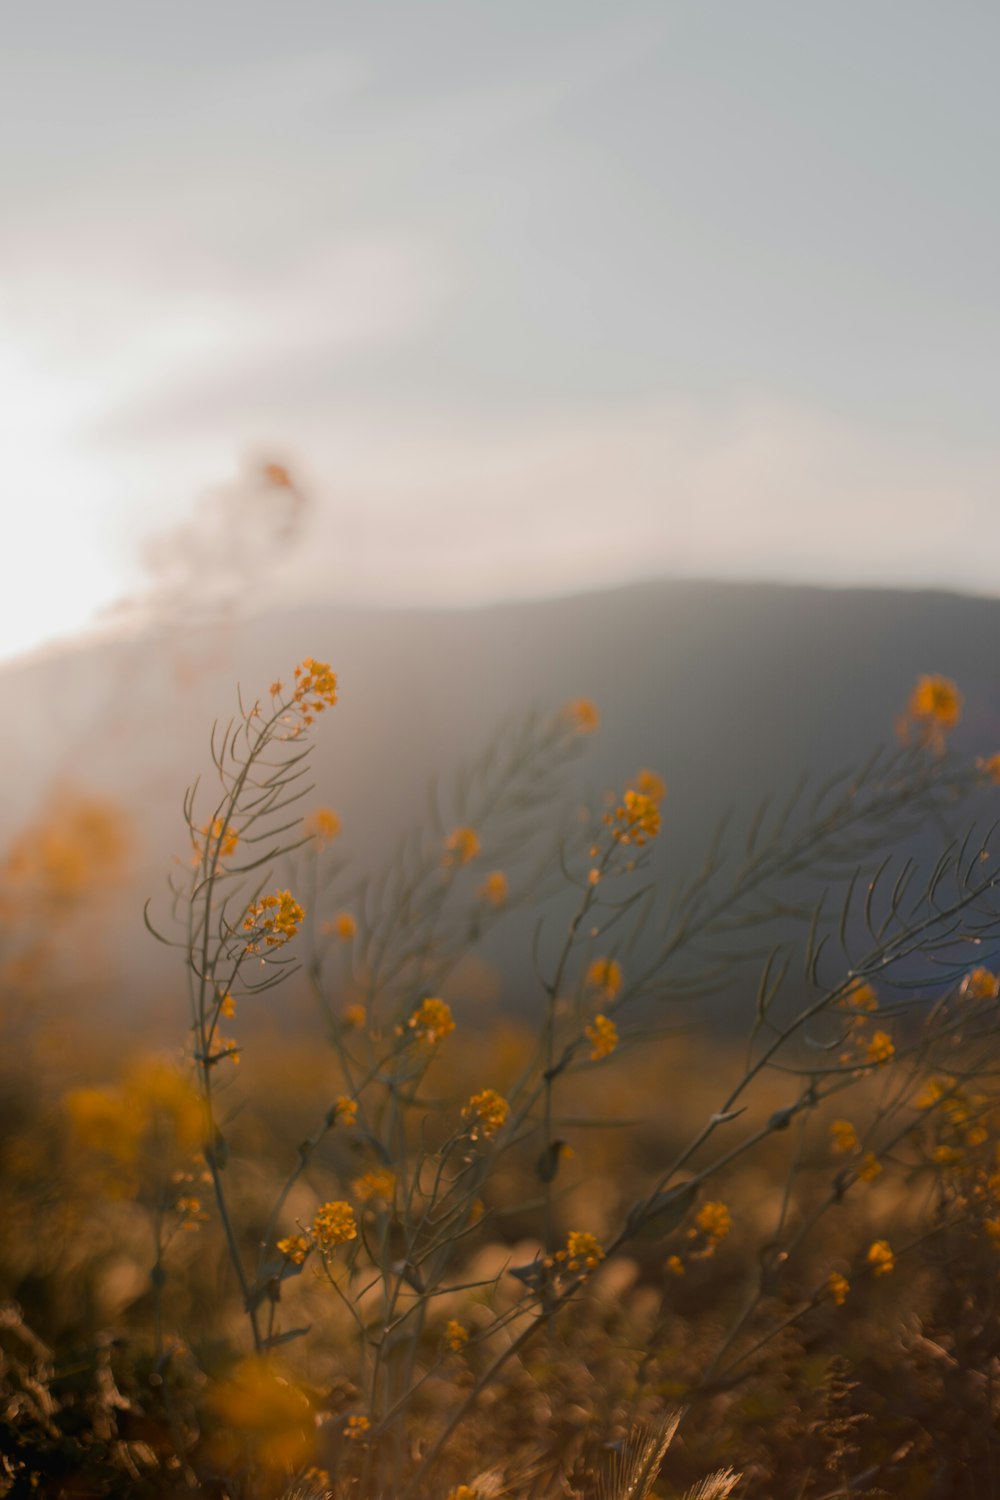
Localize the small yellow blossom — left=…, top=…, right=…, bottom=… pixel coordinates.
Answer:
left=587, top=867, right=601, bottom=886
left=446, top=1488, right=479, bottom=1500
left=269, top=680, right=284, bottom=697
left=932, top=1145, right=963, bottom=1167
left=562, top=1230, right=605, bottom=1273
left=866, top=1239, right=895, bottom=1276
left=311, top=1200, right=357, bottom=1249
left=334, top=1095, right=358, bottom=1127
left=323, top=911, right=356, bottom=941
left=343, top=1003, right=366, bottom=1029
left=916, top=1077, right=946, bottom=1109
left=908, top=674, right=962, bottom=730
left=352, top=1168, right=395, bottom=1205
left=292, top=658, right=339, bottom=715
left=561, top=699, right=600, bottom=735
left=612, top=789, right=661, bottom=846
left=843, top=979, right=878, bottom=1012
left=632, top=768, right=667, bottom=802
left=586, top=957, right=623, bottom=1001
left=585, top=1013, right=619, bottom=1061
left=693, top=1200, right=732, bottom=1249
left=443, top=826, right=480, bottom=867
left=967, top=1125, right=989, bottom=1148
left=830, top=1119, right=859, bottom=1155
left=277, top=1235, right=310, bottom=1265
left=963, top=967, right=999, bottom=1002
left=827, top=1271, right=850, bottom=1305
left=194, top=817, right=239, bottom=862
left=243, top=890, right=304, bottom=950
left=462, top=1088, right=509, bottom=1140
left=345, top=1415, right=370, bottom=1441
left=218, top=991, right=236, bottom=1018
left=407, top=997, right=455, bottom=1045
left=445, top=1319, right=469, bottom=1352
left=665, top=1254, right=685, bottom=1277
left=866, top=1030, right=895, bottom=1066
left=857, top=1152, right=882, bottom=1182
left=978, top=753, right=1000, bottom=785
left=303, top=807, right=341, bottom=846
left=477, top=870, right=508, bottom=905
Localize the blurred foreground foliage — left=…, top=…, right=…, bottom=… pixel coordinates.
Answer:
left=3, top=668, right=1000, bottom=1497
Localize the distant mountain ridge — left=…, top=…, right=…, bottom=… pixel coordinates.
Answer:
left=4, top=577, right=1000, bottom=1025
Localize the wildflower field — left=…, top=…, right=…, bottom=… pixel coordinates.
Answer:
left=4, top=657, right=1000, bottom=1499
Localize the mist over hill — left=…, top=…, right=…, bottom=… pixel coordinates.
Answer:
left=4, top=577, right=1000, bottom=1035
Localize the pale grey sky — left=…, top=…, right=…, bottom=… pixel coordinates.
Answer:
left=2, top=2, right=998, bottom=657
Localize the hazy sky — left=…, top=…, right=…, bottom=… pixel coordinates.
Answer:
left=3, top=1, right=999, bottom=659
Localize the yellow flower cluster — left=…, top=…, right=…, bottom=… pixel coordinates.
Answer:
left=963, top=966, right=1000, bottom=1002
left=561, top=699, right=599, bottom=735
left=352, top=1168, right=395, bottom=1205
left=631, top=768, right=667, bottom=802
left=900, top=673, right=962, bottom=751
left=843, top=979, right=878, bottom=1012
left=311, top=1200, right=357, bottom=1250
left=277, top=1235, right=310, bottom=1265
left=478, top=870, right=508, bottom=905
left=689, top=1200, right=731, bottom=1258
left=867, top=1238, right=894, bottom=1276
left=443, top=825, right=480, bottom=867
left=827, top=1271, right=850, bottom=1305
left=462, top=1088, right=509, bottom=1140
left=243, top=890, right=304, bottom=951
left=333, top=1095, right=358, bottom=1127
left=345, top=1415, right=370, bottom=1441
left=830, top=1119, right=859, bottom=1155
left=866, top=1030, right=895, bottom=1066
left=194, top=817, right=239, bottom=863
left=586, top=957, right=623, bottom=1001
left=585, top=1013, right=619, bottom=1061
left=303, top=807, right=341, bottom=847
left=292, top=658, right=339, bottom=721
left=407, top=997, right=455, bottom=1044
left=561, top=1230, right=605, bottom=1273
left=609, top=789, right=661, bottom=847
left=978, top=753, right=1000, bottom=786
left=445, top=1319, right=469, bottom=1352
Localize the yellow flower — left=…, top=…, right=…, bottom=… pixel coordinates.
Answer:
left=292, top=658, right=338, bottom=715
left=311, top=1200, right=357, bottom=1249
left=194, top=817, right=239, bottom=863
left=334, top=1095, right=358, bottom=1127
left=277, top=1235, right=310, bottom=1265
left=243, top=890, right=304, bottom=950
left=324, top=911, right=356, bottom=941
left=345, top=1415, right=370, bottom=1441
left=586, top=957, right=623, bottom=1001
left=827, top=1272, right=850, bottom=1305
left=443, top=826, right=480, bottom=867
left=830, top=1119, right=859, bottom=1155
left=218, top=991, right=236, bottom=1018
left=916, top=1077, right=946, bottom=1109
left=408, top=997, right=455, bottom=1045
left=613, top=789, right=661, bottom=846
left=843, top=979, right=878, bottom=1012
left=446, top=1488, right=479, bottom=1500
left=445, top=1319, right=469, bottom=1352
left=561, top=699, right=600, bottom=735
left=303, top=807, right=341, bottom=847
left=477, top=870, right=508, bottom=906
left=665, top=1254, right=685, bottom=1277
left=866, top=1030, right=895, bottom=1066
left=932, top=1145, right=963, bottom=1167
left=207, top=1357, right=315, bottom=1473
left=585, top=1013, right=619, bottom=1061
left=694, top=1201, right=731, bottom=1248
left=963, top=967, right=999, bottom=1002
left=562, top=1230, right=605, bottom=1273
left=978, top=753, right=1000, bottom=785
left=866, top=1239, right=894, bottom=1276
left=343, top=1003, right=366, bottom=1029
left=462, top=1088, right=509, bottom=1140
left=857, top=1152, right=882, bottom=1182
left=352, top=1168, right=395, bottom=1205
left=907, top=674, right=962, bottom=729
left=632, top=768, right=667, bottom=802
